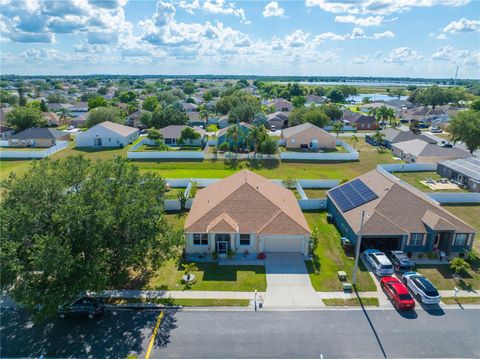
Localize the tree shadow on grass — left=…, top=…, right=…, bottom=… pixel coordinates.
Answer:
left=246, top=158, right=280, bottom=170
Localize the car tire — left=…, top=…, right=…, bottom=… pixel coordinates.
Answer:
left=88, top=313, right=94, bottom=319
left=59, top=313, right=65, bottom=319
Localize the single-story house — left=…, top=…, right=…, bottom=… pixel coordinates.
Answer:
left=187, top=111, right=206, bottom=128
left=69, top=102, right=88, bottom=117
left=281, top=122, right=336, bottom=150
left=8, top=127, right=70, bottom=147
left=42, top=112, right=60, bottom=126
left=159, top=125, right=205, bottom=146
left=270, top=99, right=293, bottom=112
left=70, top=113, right=88, bottom=128
left=217, top=116, right=230, bottom=129
left=399, top=106, right=460, bottom=123
left=76, top=121, right=139, bottom=147
left=184, top=170, right=311, bottom=256
left=47, top=103, right=71, bottom=111
left=182, top=103, right=198, bottom=112
left=437, top=157, right=480, bottom=192
left=366, top=128, right=437, bottom=148
left=391, top=139, right=472, bottom=163
left=0, top=125, right=15, bottom=140
left=327, top=169, right=475, bottom=255
left=305, top=95, right=327, bottom=106
left=266, top=111, right=288, bottom=130
left=342, top=110, right=378, bottom=130
left=217, top=122, right=253, bottom=150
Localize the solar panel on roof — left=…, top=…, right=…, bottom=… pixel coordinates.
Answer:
left=329, top=179, right=379, bottom=213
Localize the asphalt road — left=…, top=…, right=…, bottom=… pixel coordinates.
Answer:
left=1, top=306, right=479, bottom=359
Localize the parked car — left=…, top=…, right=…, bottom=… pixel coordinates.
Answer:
left=430, top=127, right=443, bottom=133
left=380, top=276, right=415, bottom=310
left=364, top=249, right=394, bottom=276
left=389, top=250, right=414, bottom=273
left=402, top=272, right=441, bottom=304
left=58, top=296, right=105, bottom=319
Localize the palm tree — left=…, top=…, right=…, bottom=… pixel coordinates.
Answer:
left=57, top=108, right=71, bottom=126
left=225, top=124, right=240, bottom=153
left=199, top=106, right=210, bottom=124
left=247, top=125, right=268, bottom=154
left=332, top=121, right=343, bottom=139
left=372, top=130, right=385, bottom=152
left=182, top=262, right=198, bottom=283
left=450, top=257, right=470, bottom=277
left=350, top=134, right=358, bottom=149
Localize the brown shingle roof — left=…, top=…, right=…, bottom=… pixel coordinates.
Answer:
left=185, top=170, right=310, bottom=236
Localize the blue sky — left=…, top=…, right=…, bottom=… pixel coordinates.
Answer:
left=1, top=0, right=479, bottom=78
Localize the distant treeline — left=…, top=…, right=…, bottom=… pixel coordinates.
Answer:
left=1, top=74, right=478, bottom=86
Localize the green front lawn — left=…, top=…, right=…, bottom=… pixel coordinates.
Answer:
left=416, top=261, right=480, bottom=291
left=106, top=297, right=249, bottom=307
left=323, top=297, right=379, bottom=306
left=0, top=146, right=47, bottom=151
left=145, top=259, right=267, bottom=292
left=441, top=297, right=480, bottom=305
left=442, top=205, right=480, bottom=253
left=304, top=211, right=376, bottom=292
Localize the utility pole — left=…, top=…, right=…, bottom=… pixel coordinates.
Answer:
left=352, top=210, right=366, bottom=286
left=453, top=65, right=459, bottom=87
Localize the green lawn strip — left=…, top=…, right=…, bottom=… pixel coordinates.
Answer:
left=145, top=259, right=267, bottom=292
left=441, top=297, right=480, bottom=305
left=164, top=213, right=187, bottom=231
left=0, top=146, right=47, bottom=151
left=323, top=297, right=379, bottom=306
left=303, top=188, right=328, bottom=198
left=416, top=264, right=480, bottom=291
left=164, top=188, right=188, bottom=199
left=442, top=205, right=480, bottom=253
left=134, top=144, right=203, bottom=152
left=303, top=211, right=376, bottom=292
left=106, top=297, right=249, bottom=307
left=395, top=171, right=465, bottom=192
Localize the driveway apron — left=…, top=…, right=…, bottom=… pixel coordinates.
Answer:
left=263, top=253, right=324, bottom=308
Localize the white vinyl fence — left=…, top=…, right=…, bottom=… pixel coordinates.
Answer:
left=0, top=141, right=69, bottom=159
left=427, top=192, right=480, bottom=204
left=280, top=140, right=359, bottom=161
left=127, top=138, right=204, bottom=160
left=379, top=163, right=438, bottom=173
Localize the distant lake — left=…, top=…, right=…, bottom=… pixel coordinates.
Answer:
left=349, top=94, right=409, bottom=103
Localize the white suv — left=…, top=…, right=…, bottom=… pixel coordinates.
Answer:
left=364, top=249, right=394, bottom=276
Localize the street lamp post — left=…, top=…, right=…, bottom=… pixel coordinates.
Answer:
left=352, top=210, right=366, bottom=286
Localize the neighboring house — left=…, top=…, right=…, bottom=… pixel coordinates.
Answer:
left=384, top=99, right=414, bottom=110
left=0, top=125, right=15, bottom=140
left=270, top=99, right=293, bottom=112
left=187, top=111, right=207, bottom=127
left=47, top=103, right=71, bottom=111
left=125, top=110, right=147, bottom=128
left=391, top=139, right=472, bottom=163
left=399, top=106, right=460, bottom=123
left=0, top=107, right=13, bottom=125
left=437, top=157, right=480, bottom=192
left=69, top=102, right=88, bottom=117
left=327, top=169, right=475, bottom=255
left=217, top=122, right=252, bottom=149
left=42, top=112, right=60, bottom=126
left=184, top=170, right=311, bottom=256
left=305, top=95, right=327, bottom=106
left=76, top=121, right=139, bottom=147
left=366, top=128, right=437, bottom=148
left=217, top=116, right=230, bottom=129
left=342, top=109, right=378, bottom=130
left=70, top=113, right=88, bottom=128
left=266, top=111, right=289, bottom=130
left=281, top=122, right=336, bottom=150
left=159, top=125, right=205, bottom=146
left=9, top=127, right=70, bottom=147
left=182, top=103, right=198, bottom=112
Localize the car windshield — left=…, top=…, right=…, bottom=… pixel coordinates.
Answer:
left=382, top=264, right=393, bottom=269
left=398, top=293, right=412, bottom=300
left=415, top=278, right=439, bottom=296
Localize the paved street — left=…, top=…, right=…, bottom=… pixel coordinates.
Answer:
left=1, top=306, right=479, bottom=358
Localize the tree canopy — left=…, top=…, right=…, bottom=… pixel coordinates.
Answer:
left=6, top=107, right=46, bottom=131
left=150, top=106, right=188, bottom=128
left=288, top=106, right=330, bottom=128
left=85, top=106, right=124, bottom=128
left=88, top=96, right=108, bottom=111
left=142, top=96, right=159, bottom=112
left=0, top=157, right=181, bottom=319
left=448, top=109, right=480, bottom=154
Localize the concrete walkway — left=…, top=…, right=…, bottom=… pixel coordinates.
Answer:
left=263, top=253, right=325, bottom=308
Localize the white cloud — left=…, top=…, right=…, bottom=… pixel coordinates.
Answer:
left=385, top=47, right=422, bottom=63
left=263, top=1, right=285, bottom=17
left=314, top=28, right=394, bottom=42
left=305, top=0, right=470, bottom=16
left=335, top=15, right=383, bottom=26
left=285, top=29, right=309, bottom=47
left=351, top=55, right=371, bottom=64
left=443, top=18, right=480, bottom=33
left=372, top=30, right=395, bottom=39
left=436, top=33, right=447, bottom=40
left=178, top=0, right=249, bottom=23
left=314, top=32, right=345, bottom=42
left=432, top=45, right=480, bottom=66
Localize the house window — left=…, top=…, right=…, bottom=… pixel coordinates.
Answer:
left=453, top=233, right=468, bottom=246
left=291, top=139, right=296, bottom=144
left=193, top=233, right=208, bottom=245
left=410, top=233, right=423, bottom=246
left=165, top=138, right=173, bottom=144
left=239, top=234, right=250, bottom=246
left=108, top=138, right=111, bottom=142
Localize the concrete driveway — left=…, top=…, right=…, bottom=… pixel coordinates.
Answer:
left=263, top=253, right=324, bottom=308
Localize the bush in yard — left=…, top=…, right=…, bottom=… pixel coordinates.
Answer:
left=257, top=252, right=266, bottom=260
left=218, top=142, right=229, bottom=152
left=147, top=128, right=163, bottom=146
left=179, top=127, right=200, bottom=145
left=212, top=252, right=219, bottom=261
left=450, top=257, right=471, bottom=276
left=0, top=157, right=182, bottom=319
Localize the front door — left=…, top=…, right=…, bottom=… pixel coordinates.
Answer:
left=215, top=234, right=230, bottom=254
left=94, top=138, right=102, bottom=147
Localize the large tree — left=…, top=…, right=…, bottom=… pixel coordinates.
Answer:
left=448, top=110, right=480, bottom=154
left=6, top=107, right=45, bottom=131
left=288, top=107, right=329, bottom=128
left=150, top=106, right=188, bottom=128
left=85, top=106, right=124, bottom=128
left=143, top=96, right=159, bottom=112
left=88, top=96, right=108, bottom=111
left=0, top=157, right=181, bottom=319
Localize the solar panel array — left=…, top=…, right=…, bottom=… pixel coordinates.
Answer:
left=329, top=179, right=378, bottom=213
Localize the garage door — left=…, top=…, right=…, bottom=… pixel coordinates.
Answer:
left=264, top=237, right=303, bottom=253
left=361, top=237, right=401, bottom=252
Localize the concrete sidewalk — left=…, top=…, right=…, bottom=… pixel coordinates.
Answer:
left=100, top=290, right=260, bottom=300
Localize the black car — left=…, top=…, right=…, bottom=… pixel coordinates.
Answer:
left=58, top=296, right=105, bottom=319
left=389, top=250, right=414, bottom=273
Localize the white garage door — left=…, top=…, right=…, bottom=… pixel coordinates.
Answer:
left=264, top=237, right=303, bottom=253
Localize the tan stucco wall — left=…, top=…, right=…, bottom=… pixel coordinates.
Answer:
left=284, top=129, right=336, bottom=149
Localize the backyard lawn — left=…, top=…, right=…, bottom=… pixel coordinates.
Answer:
left=303, top=211, right=376, bottom=292
left=303, top=188, right=328, bottom=198
left=395, top=171, right=465, bottom=192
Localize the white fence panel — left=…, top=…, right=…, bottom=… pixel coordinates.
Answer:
left=0, top=140, right=9, bottom=146
left=297, top=179, right=340, bottom=188
left=298, top=199, right=327, bottom=210
left=44, top=141, right=69, bottom=156
left=323, top=125, right=356, bottom=132
left=165, top=178, right=220, bottom=188
left=427, top=192, right=480, bottom=204
left=296, top=182, right=308, bottom=200
left=128, top=151, right=204, bottom=160
left=164, top=198, right=193, bottom=211
left=0, top=150, right=46, bottom=159
left=379, top=163, right=438, bottom=173
left=280, top=140, right=359, bottom=161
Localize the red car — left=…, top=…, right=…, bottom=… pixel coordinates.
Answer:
left=381, top=276, right=415, bottom=310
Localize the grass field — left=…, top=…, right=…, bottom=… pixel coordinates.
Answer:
left=322, top=297, right=379, bottom=306
left=395, top=171, right=465, bottom=192
left=303, top=188, right=328, bottom=198
left=106, top=297, right=250, bottom=307
left=133, top=144, right=203, bottom=152
left=416, top=262, right=480, bottom=291
left=0, top=138, right=397, bottom=181
left=304, top=211, right=376, bottom=292
left=441, top=297, right=480, bottom=305
left=443, top=204, right=480, bottom=252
